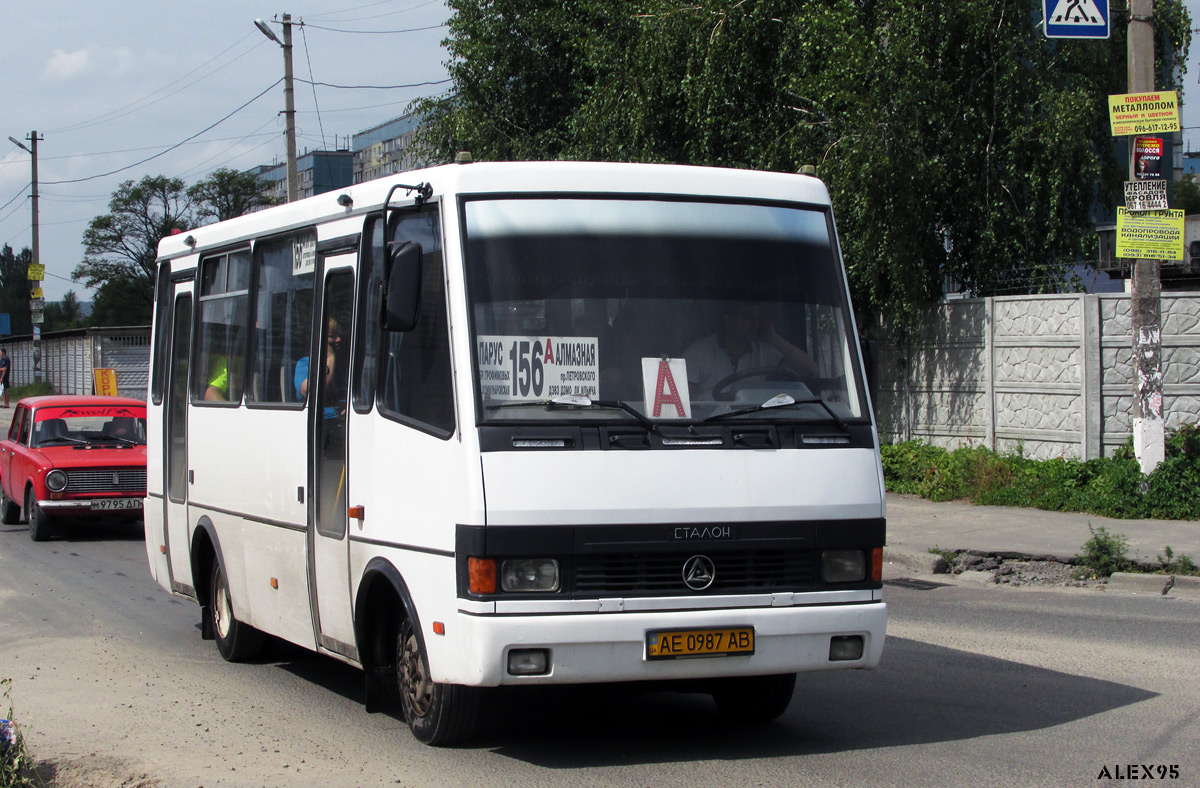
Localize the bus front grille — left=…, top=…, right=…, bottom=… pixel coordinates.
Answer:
left=573, top=550, right=814, bottom=596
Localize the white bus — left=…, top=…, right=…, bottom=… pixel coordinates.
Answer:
left=145, top=160, right=887, bottom=745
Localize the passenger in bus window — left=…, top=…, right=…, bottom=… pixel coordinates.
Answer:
left=682, top=303, right=818, bottom=400
left=204, top=355, right=233, bottom=401
left=295, top=318, right=347, bottom=417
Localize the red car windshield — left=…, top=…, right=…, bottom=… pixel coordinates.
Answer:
left=34, top=406, right=147, bottom=446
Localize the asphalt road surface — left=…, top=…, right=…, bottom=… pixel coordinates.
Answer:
left=1, top=520, right=1197, bottom=788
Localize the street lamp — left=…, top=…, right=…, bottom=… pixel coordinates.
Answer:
left=255, top=15, right=298, bottom=203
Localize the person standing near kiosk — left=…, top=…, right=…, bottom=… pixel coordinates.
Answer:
left=0, top=348, right=11, bottom=408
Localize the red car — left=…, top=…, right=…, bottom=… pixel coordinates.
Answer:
left=0, top=395, right=147, bottom=541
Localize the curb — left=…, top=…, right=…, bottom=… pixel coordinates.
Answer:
left=1106, top=572, right=1200, bottom=599
left=883, top=546, right=942, bottom=577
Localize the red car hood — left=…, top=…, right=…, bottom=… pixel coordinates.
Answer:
left=32, top=445, right=147, bottom=467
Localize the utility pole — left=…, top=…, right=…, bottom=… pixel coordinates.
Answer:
left=7, top=131, right=40, bottom=273
left=255, top=14, right=298, bottom=203
left=1128, top=0, right=1164, bottom=474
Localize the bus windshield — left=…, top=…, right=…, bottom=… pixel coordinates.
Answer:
left=464, top=197, right=868, bottom=425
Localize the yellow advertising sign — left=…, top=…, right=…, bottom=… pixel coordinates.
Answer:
left=1108, top=91, right=1181, bottom=136
left=26, top=263, right=44, bottom=281
left=30, top=287, right=43, bottom=299
left=93, top=368, right=119, bottom=397
left=1116, top=207, right=1185, bottom=261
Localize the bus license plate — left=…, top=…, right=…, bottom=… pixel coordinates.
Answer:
left=91, top=498, right=142, bottom=511
left=646, top=627, right=755, bottom=660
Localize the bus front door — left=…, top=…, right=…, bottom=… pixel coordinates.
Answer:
left=310, top=260, right=357, bottom=658
left=163, top=288, right=194, bottom=594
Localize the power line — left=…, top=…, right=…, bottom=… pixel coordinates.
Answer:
left=297, top=77, right=451, bottom=90
left=305, top=0, right=444, bottom=24
left=32, top=132, right=281, bottom=163
left=44, top=79, right=283, bottom=186
left=304, top=22, right=447, bottom=34
left=0, top=186, right=30, bottom=216
left=300, top=25, right=329, bottom=151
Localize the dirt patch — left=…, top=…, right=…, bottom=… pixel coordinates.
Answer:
left=934, top=550, right=1107, bottom=589
left=30, top=755, right=159, bottom=788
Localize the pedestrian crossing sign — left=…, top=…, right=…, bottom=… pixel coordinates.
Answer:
left=1044, top=0, right=1110, bottom=39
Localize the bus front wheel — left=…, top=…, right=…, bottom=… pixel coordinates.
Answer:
left=396, top=618, right=479, bottom=746
left=210, top=560, right=265, bottom=662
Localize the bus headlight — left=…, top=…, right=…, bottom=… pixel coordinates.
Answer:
left=500, top=559, right=559, bottom=592
left=45, top=470, right=68, bottom=493
left=821, top=549, right=866, bottom=583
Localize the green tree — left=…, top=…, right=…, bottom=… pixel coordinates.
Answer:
left=76, top=175, right=193, bottom=326
left=416, top=0, right=1191, bottom=336
left=188, top=167, right=277, bottom=223
left=42, top=291, right=83, bottom=332
left=0, top=245, right=32, bottom=337
left=87, top=276, right=154, bottom=328
left=1172, top=177, right=1200, bottom=214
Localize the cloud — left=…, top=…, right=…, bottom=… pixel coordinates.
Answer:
left=42, top=47, right=140, bottom=82
left=43, top=48, right=95, bottom=81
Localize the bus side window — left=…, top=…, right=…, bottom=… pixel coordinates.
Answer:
left=249, top=233, right=315, bottom=405
left=377, top=209, right=455, bottom=437
left=194, top=249, right=251, bottom=404
left=352, top=217, right=385, bottom=413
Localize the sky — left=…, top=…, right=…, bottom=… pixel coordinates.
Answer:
left=0, top=0, right=452, bottom=302
left=1, top=1, right=1199, bottom=304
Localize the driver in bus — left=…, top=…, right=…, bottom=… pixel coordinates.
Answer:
left=682, top=303, right=819, bottom=400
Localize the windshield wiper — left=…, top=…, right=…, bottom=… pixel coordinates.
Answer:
left=89, top=435, right=140, bottom=446
left=37, top=436, right=86, bottom=446
left=547, top=395, right=661, bottom=434
left=485, top=395, right=661, bottom=433
left=703, top=393, right=849, bottom=432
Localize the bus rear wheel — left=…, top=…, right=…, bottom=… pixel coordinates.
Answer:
left=710, top=673, right=797, bottom=722
left=396, top=618, right=479, bottom=746
left=210, top=560, right=265, bottom=662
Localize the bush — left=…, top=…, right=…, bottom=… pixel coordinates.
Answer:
left=882, top=424, right=1200, bottom=521
left=1076, top=525, right=1131, bottom=577
left=1, top=678, right=37, bottom=788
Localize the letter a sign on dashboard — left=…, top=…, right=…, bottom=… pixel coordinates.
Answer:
left=1044, top=0, right=1109, bottom=39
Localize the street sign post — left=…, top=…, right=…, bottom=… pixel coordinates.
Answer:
left=1044, top=0, right=1110, bottom=38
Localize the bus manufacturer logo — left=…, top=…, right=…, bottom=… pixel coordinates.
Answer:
left=112, top=473, right=120, bottom=485
left=682, top=555, right=715, bottom=591
left=672, top=525, right=733, bottom=541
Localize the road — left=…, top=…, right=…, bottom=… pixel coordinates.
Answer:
left=1, top=520, right=1197, bottom=788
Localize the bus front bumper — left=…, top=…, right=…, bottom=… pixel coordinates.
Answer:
left=436, top=599, right=886, bottom=687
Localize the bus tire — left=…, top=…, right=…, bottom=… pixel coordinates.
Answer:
left=26, top=488, right=51, bottom=542
left=210, top=559, right=265, bottom=662
left=1, top=485, right=19, bottom=524
left=396, top=617, right=479, bottom=746
left=710, top=673, right=797, bottom=722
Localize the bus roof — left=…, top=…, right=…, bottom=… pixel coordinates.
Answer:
left=156, top=161, right=832, bottom=263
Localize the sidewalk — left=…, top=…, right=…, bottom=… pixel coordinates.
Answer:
left=883, top=493, right=1200, bottom=596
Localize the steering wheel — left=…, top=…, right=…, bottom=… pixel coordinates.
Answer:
left=710, top=366, right=804, bottom=401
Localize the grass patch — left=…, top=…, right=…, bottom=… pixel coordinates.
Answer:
left=6, top=383, right=53, bottom=402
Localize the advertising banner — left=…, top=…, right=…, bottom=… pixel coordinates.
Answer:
left=1109, top=92, right=1180, bottom=136
left=1124, top=180, right=1169, bottom=212
left=1115, top=207, right=1185, bottom=260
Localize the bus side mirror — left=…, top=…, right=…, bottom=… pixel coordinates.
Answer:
left=381, top=241, right=423, bottom=331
